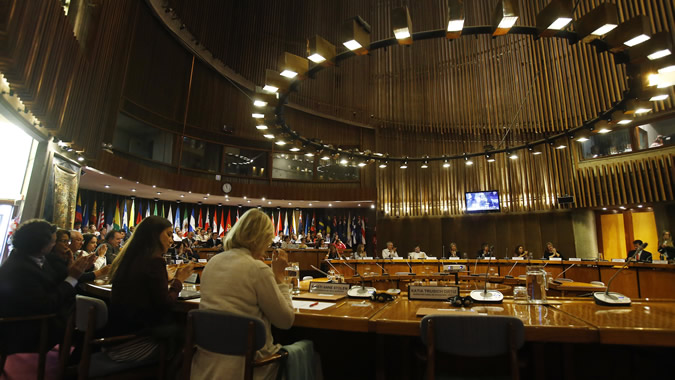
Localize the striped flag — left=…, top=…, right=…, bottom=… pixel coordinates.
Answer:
left=90, top=200, right=97, bottom=227
left=219, top=209, right=225, bottom=237
left=82, top=202, right=89, bottom=228
left=113, top=201, right=121, bottom=231
left=145, top=202, right=150, bottom=218
left=204, top=208, right=210, bottom=231
left=75, top=195, right=83, bottom=223
left=283, top=211, right=289, bottom=236
left=129, top=200, right=135, bottom=228
left=97, top=204, right=105, bottom=231
left=174, top=206, right=181, bottom=229
left=189, top=209, right=196, bottom=232
left=226, top=209, right=232, bottom=232
left=122, top=201, right=129, bottom=233
left=198, top=207, right=203, bottom=229
left=167, top=206, right=173, bottom=225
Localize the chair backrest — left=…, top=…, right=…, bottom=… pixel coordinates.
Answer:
left=420, top=314, right=524, bottom=357
left=188, top=309, right=266, bottom=356
left=75, top=295, right=108, bottom=331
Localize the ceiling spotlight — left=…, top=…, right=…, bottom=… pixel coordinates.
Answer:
left=400, top=161, right=408, bottom=169
left=340, top=157, right=349, bottom=165
left=464, top=156, right=473, bottom=165
left=443, top=160, right=450, bottom=168
left=391, top=6, right=413, bottom=45
left=492, top=0, right=519, bottom=36
left=308, top=35, right=336, bottom=64
left=104, top=185, right=110, bottom=189
left=264, top=134, right=275, bottom=139
left=288, top=202, right=292, bottom=206
left=321, top=155, right=331, bottom=161
left=279, top=52, right=308, bottom=79
left=289, top=147, right=300, bottom=152
left=328, top=203, right=333, bottom=207
left=574, top=3, right=618, bottom=43
left=118, top=176, right=123, bottom=179
left=77, top=156, right=84, bottom=162
left=247, top=200, right=251, bottom=203
left=341, top=16, right=371, bottom=54
left=421, top=161, right=428, bottom=169
left=275, top=140, right=286, bottom=146
left=131, top=188, right=136, bottom=192
left=152, top=185, right=157, bottom=188
left=252, top=113, right=264, bottom=118
left=268, top=201, right=272, bottom=205
left=370, top=204, right=375, bottom=209
left=305, top=152, right=314, bottom=157
left=256, top=124, right=268, bottom=130
left=379, top=161, right=388, bottom=168
left=357, top=161, right=367, bottom=167
left=508, top=152, right=518, bottom=160
left=536, top=0, right=573, bottom=37
left=181, top=194, right=185, bottom=197
left=446, top=0, right=465, bottom=39
left=486, top=154, right=496, bottom=163
left=243, top=196, right=247, bottom=199
left=253, top=100, right=267, bottom=107
left=157, top=192, right=161, bottom=195
left=309, top=203, right=313, bottom=206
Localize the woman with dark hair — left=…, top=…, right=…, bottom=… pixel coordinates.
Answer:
left=0, top=219, right=94, bottom=352
left=108, top=216, right=194, bottom=360
left=514, top=245, right=528, bottom=258
left=326, top=243, right=343, bottom=260
left=174, top=239, right=199, bottom=263
left=81, top=233, right=108, bottom=271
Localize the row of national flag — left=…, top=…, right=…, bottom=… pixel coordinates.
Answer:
left=75, top=194, right=368, bottom=246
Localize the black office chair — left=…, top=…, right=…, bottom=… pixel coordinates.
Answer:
left=420, top=314, right=525, bottom=380
left=181, top=309, right=288, bottom=380
left=0, top=313, right=56, bottom=380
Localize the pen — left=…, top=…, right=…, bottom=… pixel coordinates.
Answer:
left=309, top=302, right=319, bottom=307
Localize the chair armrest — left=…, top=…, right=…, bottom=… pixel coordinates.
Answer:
left=0, top=313, right=57, bottom=323
left=90, top=334, right=139, bottom=346
left=253, top=350, right=288, bottom=367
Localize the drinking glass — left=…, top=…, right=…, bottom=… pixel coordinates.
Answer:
left=513, top=286, right=528, bottom=302
left=526, top=265, right=548, bottom=304
left=285, top=262, right=300, bottom=295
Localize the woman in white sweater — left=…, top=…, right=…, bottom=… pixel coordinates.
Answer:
left=192, top=209, right=295, bottom=380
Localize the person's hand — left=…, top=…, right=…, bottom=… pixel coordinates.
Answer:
left=94, top=265, right=111, bottom=278
left=174, top=262, right=195, bottom=283
left=97, top=244, right=108, bottom=257
left=272, top=249, right=289, bottom=284
left=68, top=254, right=96, bottom=279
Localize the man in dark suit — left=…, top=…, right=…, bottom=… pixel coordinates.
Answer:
left=627, top=240, right=652, bottom=263
left=203, top=232, right=222, bottom=249
left=0, top=220, right=94, bottom=353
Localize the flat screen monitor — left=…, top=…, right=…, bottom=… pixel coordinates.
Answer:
left=465, top=190, right=500, bottom=213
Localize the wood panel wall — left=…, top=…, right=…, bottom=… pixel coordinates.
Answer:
left=0, top=0, right=137, bottom=154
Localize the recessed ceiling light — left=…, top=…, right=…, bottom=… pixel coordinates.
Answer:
left=288, top=202, right=292, bottom=206
left=253, top=100, right=268, bottom=107
left=77, top=156, right=84, bottom=162
left=637, top=205, right=643, bottom=208
left=204, top=197, right=208, bottom=200
left=357, top=204, right=361, bottom=207
left=268, top=201, right=272, bottom=205
left=135, top=181, right=139, bottom=184
left=188, top=190, right=192, bottom=193
left=247, top=200, right=251, bottom=203
left=118, top=176, right=123, bottom=179
left=206, top=193, right=210, bottom=197
left=275, top=141, right=286, bottom=146
left=252, top=113, right=264, bottom=118
left=328, top=203, right=333, bottom=207
left=104, top=185, right=110, bottom=189
left=256, top=125, right=268, bottom=130
left=308, top=203, right=313, bottom=207
left=152, top=185, right=157, bottom=188
left=243, top=196, right=247, bottom=199
left=156, top=192, right=161, bottom=195
left=371, top=204, right=375, bottom=209
left=289, top=147, right=300, bottom=152
left=305, top=152, right=314, bottom=157
left=262, top=197, right=266, bottom=201
left=131, top=189, right=136, bottom=192
left=602, top=207, right=607, bottom=210
left=181, top=194, right=185, bottom=197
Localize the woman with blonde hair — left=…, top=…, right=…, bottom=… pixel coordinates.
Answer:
left=193, top=209, right=308, bottom=379
left=658, top=230, right=675, bottom=260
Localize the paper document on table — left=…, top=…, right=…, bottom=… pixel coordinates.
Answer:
left=292, top=300, right=335, bottom=310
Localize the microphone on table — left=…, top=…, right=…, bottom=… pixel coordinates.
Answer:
left=470, top=250, right=503, bottom=303
left=341, top=260, right=358, bottom=277
left=406, top=259, right=415, bottom=275
left=442, top=245, right=445, bottom=259
left=310, top=265, right=330, bottom=277
left=472, top=257, right=479, bottom=276
left=375, top=261, right=389, bottom=276
left=593, top=243, right=646, bottom=306
left=505, top=260, right=520, bottom=278
left=554, top=263, right=576, bottom=280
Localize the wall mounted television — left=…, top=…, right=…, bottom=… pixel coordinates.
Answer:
left=465, top=190, right=500, bottom=213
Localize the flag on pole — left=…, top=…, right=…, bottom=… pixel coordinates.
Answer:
left=145, top=202, right=150, bottom=218
left=82, top=202, right=89, bottom=228
left=204, top=208, right=210, bottom=231
left=97, top=204, right=105, bottom=231
left=189, top=209, right=196, bottom=232
left=153, top=203, right=158, bottom=216
left=311, top=212, right=316, bottom=233
left=297, top=210, right=303, bottom=236
left=351, top=215, right=358, bottom=247
left=283, top=211, right=289, bottom=236
left=213, top=208, right=218, bottom=233
left=122, top=201, right=129, bottom=233
left=174, top=206, right=181, bottom=230
left=90, top=200, right=97, bottom=227
left=304, top=211, right=309, bottom=236
left=198, top=207, right=203, bottom=229
left=167, top=206, right=173, bottom=225
left=360, top=216, right=366, bottom=245
left=75, top=195, right=83, bottom=224
left=161, top=204, right=165, bottom=218
left=291, top=210, right=297, bottom=236
left=271, top=212, right=276, bottom=237
left=277, top=210, right=282, bottom=236
left=236, top=208, right=240, bottom=223
left=113, top=201, right=121, bottom=231
left=182, top=208, right=189, bottom=235
left=226, top=209, right=232, bottom=232
left=129, top=200, right=135, bottom=229
left=136, top=207, right=142, bottom=225
left=347, top=213, right=352, bottom=247
left=219, top=209, right=225, bottom=237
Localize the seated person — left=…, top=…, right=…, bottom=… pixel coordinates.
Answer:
left=408, top=245, right=428, bottom=259
left=353, top=244, right=367, bottom=259
left=477, top=243, right=492, bottom=258
left=280, top=235, right=293, bottom=249
left=627, top=239, right=652, bottom=262
left=514, top=245, right=529, bottom=258
left=192, top=209, right=296, bottom=380
left=543, top=242, right=563, bottom=260
left=326, top=244, right=343, bottom=260
left=333, top=237, right=346, bottom=250
left=69, top=230, right=85, bottom=259
left=108, top=216, right=194, bottom=359
left=80, top=233, right=108, bottom=271
left=173, top=227, right=183, bottom=242
left=314, top=238, right=326, bottom=249
left=381, top=241, right=399, bottom=258
left=45, top=229, right=108, bottom=284
left=298, top=237, right=308, bottom=249
left=448, top=242, right=459, bottom=257
left=175, top=239, right=200, bottom=262
left=0, top=220, right=94, bottom=353
left=203, top=232, right=222, bottom=249
left=658, top=231, right=675, bottom=260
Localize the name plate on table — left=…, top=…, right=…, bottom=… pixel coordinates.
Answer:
left=511, top=257, right=525, bottom=261
left=175, top=260, right=183, bottom=265
left=446, top=257, right=460, bottom=260
left=443, top=264, right=466, bottom=272
left=393, top=257, right=404, bottom=260
left=198, top=259, right=207, bottom=263
left=408, top=285, right=459, bottom=300
left=652, top=260, right=668, bottom=264
left=612, top=259, right=626, bottom=263
left=425, top=257, right=438, bottom=260
left=309, top=282, right=349, bottom=295
left=482, top=257, right=496, bottom=260
left=569, top=258, right=582, bottom=262
left=361, top=257, right=374, bottom=260
left=548, top=257, right=562, bottom=262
